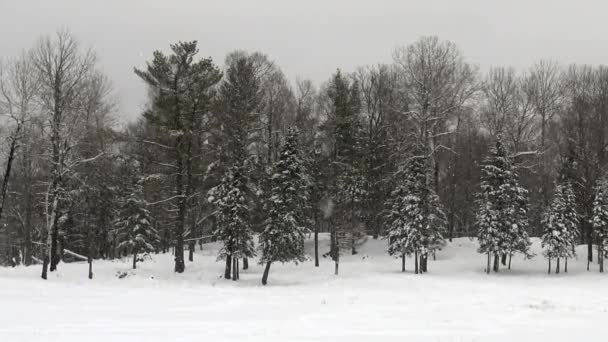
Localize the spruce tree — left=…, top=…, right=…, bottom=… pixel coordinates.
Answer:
left=208, top=162, right=256, bottom=280
left=114, top=182, right=157, bottom=270
left=591, top=178, right=608, bottom=273
left=476, top=139, right=531, bottom=273
left=259, top=128, right=311, bottom=285
left=384, top=153, right=446, bottom=273
left=325, top=70, right=368, bottom=274
left=542, top=183, right=579, bottom=274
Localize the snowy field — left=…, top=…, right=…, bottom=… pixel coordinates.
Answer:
left=1, top=235, right=608, bottom=342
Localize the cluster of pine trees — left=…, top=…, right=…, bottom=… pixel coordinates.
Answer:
left=4, top=30, right=608, bottom=283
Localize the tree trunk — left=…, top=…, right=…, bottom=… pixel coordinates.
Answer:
left=232, top=258, right=238, bottom=281
left=188, top=241, right=195, bottom=262
left=173, top=183, right=186, bottom=273
left=565, top=257, right=568, bottom=273
left=261, top=261, right=271, bottom=285
left=401, top=254, right=405, bottom=272
left=556, top=257, right=560, bottom=274
left=88, top=257, right=93, bottom=279
left=600, top=250, right=604, bottom=273
left=501, top=253, right=507, bottom=266
left=243, top=258, right=248, bottom=270
left=132, top=253, right=137, bottom=269
left=334, top=252, right=339, bottom=276
left=548, top=258, right=551, bottom=274
left=41, top=255, right=49, bottom=279
left=508, top=253, right=512, bottom=270
left=0, top=125, right=20, bottom=235
left=50, top=225, right=60, bottom=271
left=421, top=253, right=428, bottom=273
left=493, top=252, right=499, bottom=272
left=486, top=252, right=490, bottom=274
left=587, top=227, right=593, bottom=263
left=314, top=220, right=319, bottom=267
left=224, top=255, right=232, bottom=279
left=415, top=250, right=419, bottom=274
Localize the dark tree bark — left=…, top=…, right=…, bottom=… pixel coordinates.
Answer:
left=132, top=253, right=137, bottom=269
left=508, top=253, right=512, bottom=270
left=0, top=124, right=20, bottom=227
left=232, top=258, right=238, bottom=281
left=173, top=163, right=186, bottom=273
left=587, top=226, right=593, bottom=264
left=314, top=220, right=319, bottom=267
left=261, top=261, right=271, bottom=285
left=420, top=253, right=428, bottom=273
left=548, top=258, right=551, bottom=274
left=415, top=250, right=419, bottom=274
left=334, top=253, right=339, bottom=276
left=486, top=252, right=490, bottom=274
left=41, top=256, right=48, bottom=279
left=501, top=253, right=507, bottom=266
left=243, top=258, right=248, bottom=270
left=493, top=252, right=499, bottom=272
left=188, top=241, right=195, bottom=262
left=401, top=254, right=405, bottom=272
left=224, top=255, right=232, bottom=279
left=88, top=257, right=93, bottom=279
left=565, top=257, right=568, bottom=273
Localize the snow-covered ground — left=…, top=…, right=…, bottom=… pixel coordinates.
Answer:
left=1, top=235, right=607, bottom=342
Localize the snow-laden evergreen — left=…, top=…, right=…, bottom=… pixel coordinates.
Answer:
left=208, top=162, right=256, bottom=280
left=384, top=154, right=446, bottom=273
left=542, top=183, right=580, bottom=273
left=476, top=139, right=531, bottom=273
left=114, top=182, right=157, bottom=269
left=259, top=128, right=311, bottom=285
left=591, top=178, right=608, bottom=272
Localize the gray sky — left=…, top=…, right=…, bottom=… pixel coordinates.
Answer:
left=2, top=0, right=608, bottom=124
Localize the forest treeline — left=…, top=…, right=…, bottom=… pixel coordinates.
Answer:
left=2, top=30, right=608, bottom=282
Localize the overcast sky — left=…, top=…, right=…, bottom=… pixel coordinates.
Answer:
left=2, top=0, right=608, bottom=124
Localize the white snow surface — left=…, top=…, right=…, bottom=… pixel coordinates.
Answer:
left=1, top=235, right=608, bottom=341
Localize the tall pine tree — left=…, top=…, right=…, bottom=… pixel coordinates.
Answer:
left=384, top=152, right=446, bottom=273
left=542, top=183, right=579, bottom=274
left=208, top=162, right=256, bottom=280
left=259, top=128, right=311, bottom=285
left=476, top=138, right=531, bottom=273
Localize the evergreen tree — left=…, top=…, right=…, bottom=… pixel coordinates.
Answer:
left=135, top=41, right=222, bottom=273
left=208, top=162, right=256, bottom=280
left=476, top=138, right=531, bottom=273
left=591, top=178, right=608, bottom=273
left=542, top=183, right=579, bottom=274
left=210, top=55, right=262, bottom=277
left=384, top=153, right=446, bottom=273
left=114, top=182, right=157, bottom=269
left=259, top=128, right=311, bottom=285
left=325, top=70, right=368, bottom=274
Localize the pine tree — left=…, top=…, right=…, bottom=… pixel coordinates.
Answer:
left=135, top=41, right=222, bottom=273
left=208, top=162, right=256, bottom=280
left=384, top=153, right=446, bottom=273
left=476, top=139, right=531, bottom=273
left=561, top=182, right=580, bottom=272
left=259, top=128, right=311, bottom=285
left=556, top=149, right=580, bottom=273
left=591, top=178, right=608, bottom=273
left=542, top=183, right=579, bottom=274
left=114, top=182, right=157, bottom=270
